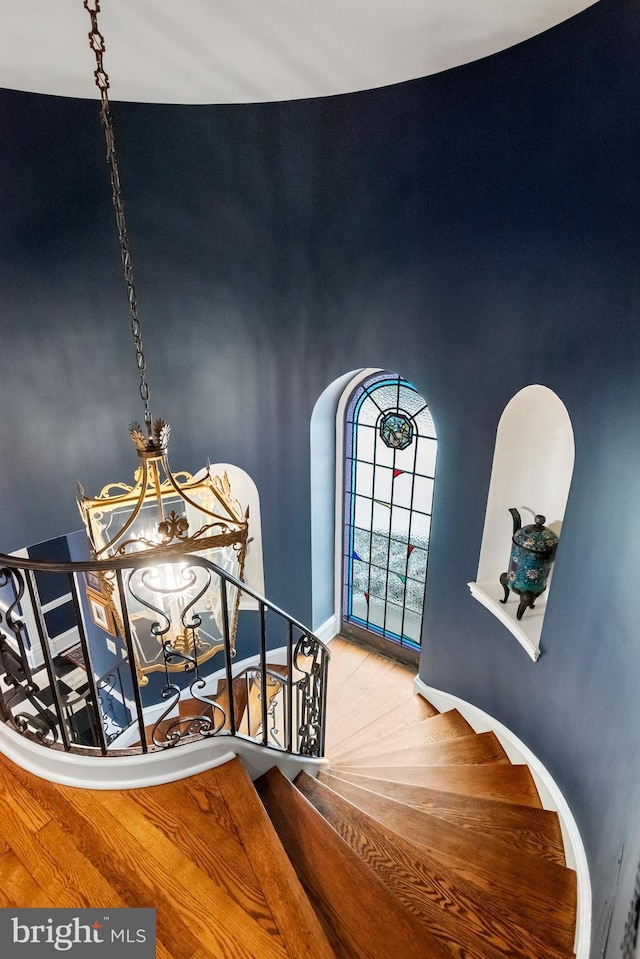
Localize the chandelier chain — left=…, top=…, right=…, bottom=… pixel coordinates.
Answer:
left=83, top=0, right=151, bottom=433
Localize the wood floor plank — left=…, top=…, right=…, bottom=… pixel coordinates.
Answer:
left=126, top=775, right=281, bottom=937
left=0, top=760, right=201, bottom=959
left=324, top=641, right=424, bottom=751
left=296, top=773, right=575, bottom=959
left=0, top=791, right=85, bottom=908
left=81, top=789, right=288, bottom=959
left=319, top=771, right=566, bottom=866
left=333, top=731, right=510, bottom=768
left=214, top=758, right=336, bottom=959
left=34, top=819, right=126, bottom=907
left=331, top=764, right=544, bottom=806
left=0, top=754, right=288, bottom=959
left=0, top=848, right=53, bottom=907
left=143, top=774, right=238, bottom=837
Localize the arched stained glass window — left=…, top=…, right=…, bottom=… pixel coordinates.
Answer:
left=342, top=372, right=437, bottom=655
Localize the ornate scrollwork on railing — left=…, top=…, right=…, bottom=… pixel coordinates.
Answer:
left=150, top=677, right=226, bottom=748
left=0, top=548, right=330, bottom=761
left=96, top=666, right=132, bottom=744
left=12, top=707, right=59, bottom=746
left=0, top=566, right=62, bottom=747
left=294, top=634, right=330, bottom=758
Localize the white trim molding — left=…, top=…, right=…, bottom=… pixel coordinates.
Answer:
left=414, top=675, right=591, bottom=959
left=0, top=720, right=326, bottom=790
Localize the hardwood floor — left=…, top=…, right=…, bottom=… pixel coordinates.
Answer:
left=0, top=635, right=577, bottom=958
left=0, top=753, right=331, bottom=959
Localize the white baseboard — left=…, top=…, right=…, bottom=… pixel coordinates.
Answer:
left=413, top=675, right=591, bottom=959
left=314, top=614, right=338, bottom=646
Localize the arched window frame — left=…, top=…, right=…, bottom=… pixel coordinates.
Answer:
left=338, top=370, right=437, bottom=659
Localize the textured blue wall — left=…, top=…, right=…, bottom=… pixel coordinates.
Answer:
left=0, top=0, right=639, bottom=953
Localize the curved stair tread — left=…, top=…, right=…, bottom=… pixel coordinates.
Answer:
left=213, top=758, right=336, bottom=959
left=255, top=765, right=456, bottom=959
left=332, top=730, right=510, bottom=768
left=310, top=772, right=576, bottom=950
left=318, top=771, right=566, bottom=866
left=326, top=690, right=438, bottom=755
left=331, top=764, right=544, bottom=807
left=330, top=709, right=474, bottom=764
left=295, top=772, right=576, bottom=959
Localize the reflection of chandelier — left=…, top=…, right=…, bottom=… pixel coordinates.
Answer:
left=76, top=2, right=248, bottom=564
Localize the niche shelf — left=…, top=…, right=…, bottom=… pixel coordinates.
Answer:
left=468, top=385, right=574, bottom=661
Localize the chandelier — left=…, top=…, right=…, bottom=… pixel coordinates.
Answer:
left=76, top=1, right=249, bottom=565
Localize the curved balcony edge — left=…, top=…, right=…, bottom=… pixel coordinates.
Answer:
left=0, top=718, right=328, bottom=790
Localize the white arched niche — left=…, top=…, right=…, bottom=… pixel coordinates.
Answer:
left=468, top=385, right=574, bottom=661
left=192, top=462, right=264, bottom=610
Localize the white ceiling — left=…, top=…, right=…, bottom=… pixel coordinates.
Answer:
left=2, top=1, right=598, bottom=104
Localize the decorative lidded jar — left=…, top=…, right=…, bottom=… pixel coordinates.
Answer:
left=500, top=508, right=559, bottom=620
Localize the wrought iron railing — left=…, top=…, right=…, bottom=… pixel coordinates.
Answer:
left=0, top=550, right=329, bottom=760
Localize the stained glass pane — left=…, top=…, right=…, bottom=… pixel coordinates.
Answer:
left=355, top=461, right=374, bottom=499
left=413, top=475, right=434, bottom=513
left=350, top=591, right=369, bottom=622
left=356, top=424, right=375, bottom=462
left=380, top=412, right=413, bottom=450
left=371, top=384, right=402, bottom=412
left=410, top=512, right=431, bottom=550
left=343, top=371, right=437, bottom=654
left=373, top=434, right=394, bottom=468
left=354, top=495, right=373, bottom=530
left=415, top=437, right=437, bottom=477
left=353, top=527, right=371, bottom=563
left=373, top=466, right=393, bottom=502
left=402, top=609, right=423, bottom=644
left=372, top=501, right=392, bottom=534
left=415, top=406, right=437, bottom=438
left=390, top=472, right=412, bottom=509
left=393, top=441, right=418, bottom=473
left=391, top=505, right=411, bottom=541
left=370, top=531, right=390, bottom=571
left=407, top=546, right=428, bottom=581
left=358, top=394, right=383, bottom=426
left=385, top=602, right=404, bottom=637
left=368, top=595, right=386, bottom=629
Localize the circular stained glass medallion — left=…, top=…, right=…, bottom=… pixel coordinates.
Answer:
left=379, top=411, right=414, bottom=450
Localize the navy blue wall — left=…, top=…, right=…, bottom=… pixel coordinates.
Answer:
left=0, top=0, right=639, bottom=953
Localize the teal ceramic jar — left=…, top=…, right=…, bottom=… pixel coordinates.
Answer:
left=500, top=510, right=559, bottom=620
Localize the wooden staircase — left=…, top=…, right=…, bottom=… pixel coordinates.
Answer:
left=255, top=636, right=578, bottom=959
left=0, top=636, right=579, bottom=958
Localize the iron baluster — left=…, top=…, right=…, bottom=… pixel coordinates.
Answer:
left=286, top=620, right=293, bottom=752
left=68, top=569, right=109, bottom=755
left=24, top=570, right=69, bottom=750
left=259, top=602, right=268, bottom=747
left=219, top=573, right=236, bottom=737
left=116, top=568, right=149, bottom=753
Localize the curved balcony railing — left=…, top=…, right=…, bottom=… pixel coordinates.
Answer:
left=0, top=549, right=329, bottom=761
